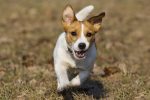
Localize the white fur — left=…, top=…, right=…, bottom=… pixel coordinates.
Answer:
left=73, top=24, right=89, bottom=51
left=76, top=5, right=94, bottom=21
left=53, top=5, right=96, bottom=92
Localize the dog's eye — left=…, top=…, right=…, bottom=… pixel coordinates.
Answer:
left=86, top=32, right=92, bottom=37
left=71, top=32, right=77, bottom=36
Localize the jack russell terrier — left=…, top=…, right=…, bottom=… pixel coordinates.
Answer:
left=53, top=5, right=105, bottom=92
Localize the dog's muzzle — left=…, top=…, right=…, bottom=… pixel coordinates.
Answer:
left=67, top=47, right=87, bottom=59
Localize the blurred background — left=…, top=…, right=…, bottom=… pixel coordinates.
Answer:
left=0, top=0, right=150, bottom=99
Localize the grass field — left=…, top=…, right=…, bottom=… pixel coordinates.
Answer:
left=0, top=0, right=150, bottom=100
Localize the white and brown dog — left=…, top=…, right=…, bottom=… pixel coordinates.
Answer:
left=53, top=5, right=105, bottom=92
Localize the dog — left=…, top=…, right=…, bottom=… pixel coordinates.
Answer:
left=53, top=5, right=105, bottom=92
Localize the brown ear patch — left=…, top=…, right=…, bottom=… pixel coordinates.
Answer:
left=62, top=5, right=76, bottom=24
left=87, top=12, right=105, bottom=32
left=88, top=12, right=105, bottom=24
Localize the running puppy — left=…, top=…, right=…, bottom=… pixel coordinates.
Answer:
left=53, top=5, right=105, bottom=92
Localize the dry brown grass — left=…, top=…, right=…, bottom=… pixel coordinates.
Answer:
left=0, top=0, right=150, bottom=100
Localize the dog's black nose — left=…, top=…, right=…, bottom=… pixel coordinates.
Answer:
left=78, top=43, right=86, bottom=50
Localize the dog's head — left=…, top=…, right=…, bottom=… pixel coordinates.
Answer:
left=62, top=5, right=105, bottom=60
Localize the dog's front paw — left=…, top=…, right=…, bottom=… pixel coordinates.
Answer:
left=57, top=86, right=65, bottom=93
left=57, top=83, right=71, bottom=94
left=70, top=77, right=81, bottom=87
left=57, top=86, right=70, bottom=95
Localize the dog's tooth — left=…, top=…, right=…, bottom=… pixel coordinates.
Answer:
left=75, top=50, right=86, bottom=58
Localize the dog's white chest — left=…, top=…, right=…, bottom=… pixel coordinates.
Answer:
left=53, top=32, right=96, bottom=70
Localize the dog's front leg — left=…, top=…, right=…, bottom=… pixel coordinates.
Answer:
left=70, top=70, right=90, bottom=87
left=54, top=64, right=70, bottom=92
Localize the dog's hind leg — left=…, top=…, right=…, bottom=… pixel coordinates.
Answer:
left=70, top=70, right=90, bottom=87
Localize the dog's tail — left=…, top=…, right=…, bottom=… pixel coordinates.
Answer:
left=76, top=5, right=94, bottom=21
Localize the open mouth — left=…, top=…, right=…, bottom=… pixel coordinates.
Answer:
left=74, top=50, right=86, bottom=59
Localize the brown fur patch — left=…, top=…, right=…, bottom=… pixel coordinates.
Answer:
left=62, top=5, right=105, bottom=46
left=64, top=21, right=81, bottom=44
left=83, top=21, right=98, bottom=43
left=64, top=21, right=100, bottom=45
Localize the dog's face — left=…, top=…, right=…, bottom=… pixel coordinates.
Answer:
left=62, top=5, right=105, bottom=60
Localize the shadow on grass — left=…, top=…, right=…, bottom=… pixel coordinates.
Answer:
left=61, top=80, right=106, bottom=100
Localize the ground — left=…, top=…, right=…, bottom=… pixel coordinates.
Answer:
left=0, top=0, right=150, bottom=100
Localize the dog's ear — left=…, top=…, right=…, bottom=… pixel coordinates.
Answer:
left=62, top=5, right=76, bottom=25
left=88, top=12, right=105, bottom=32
